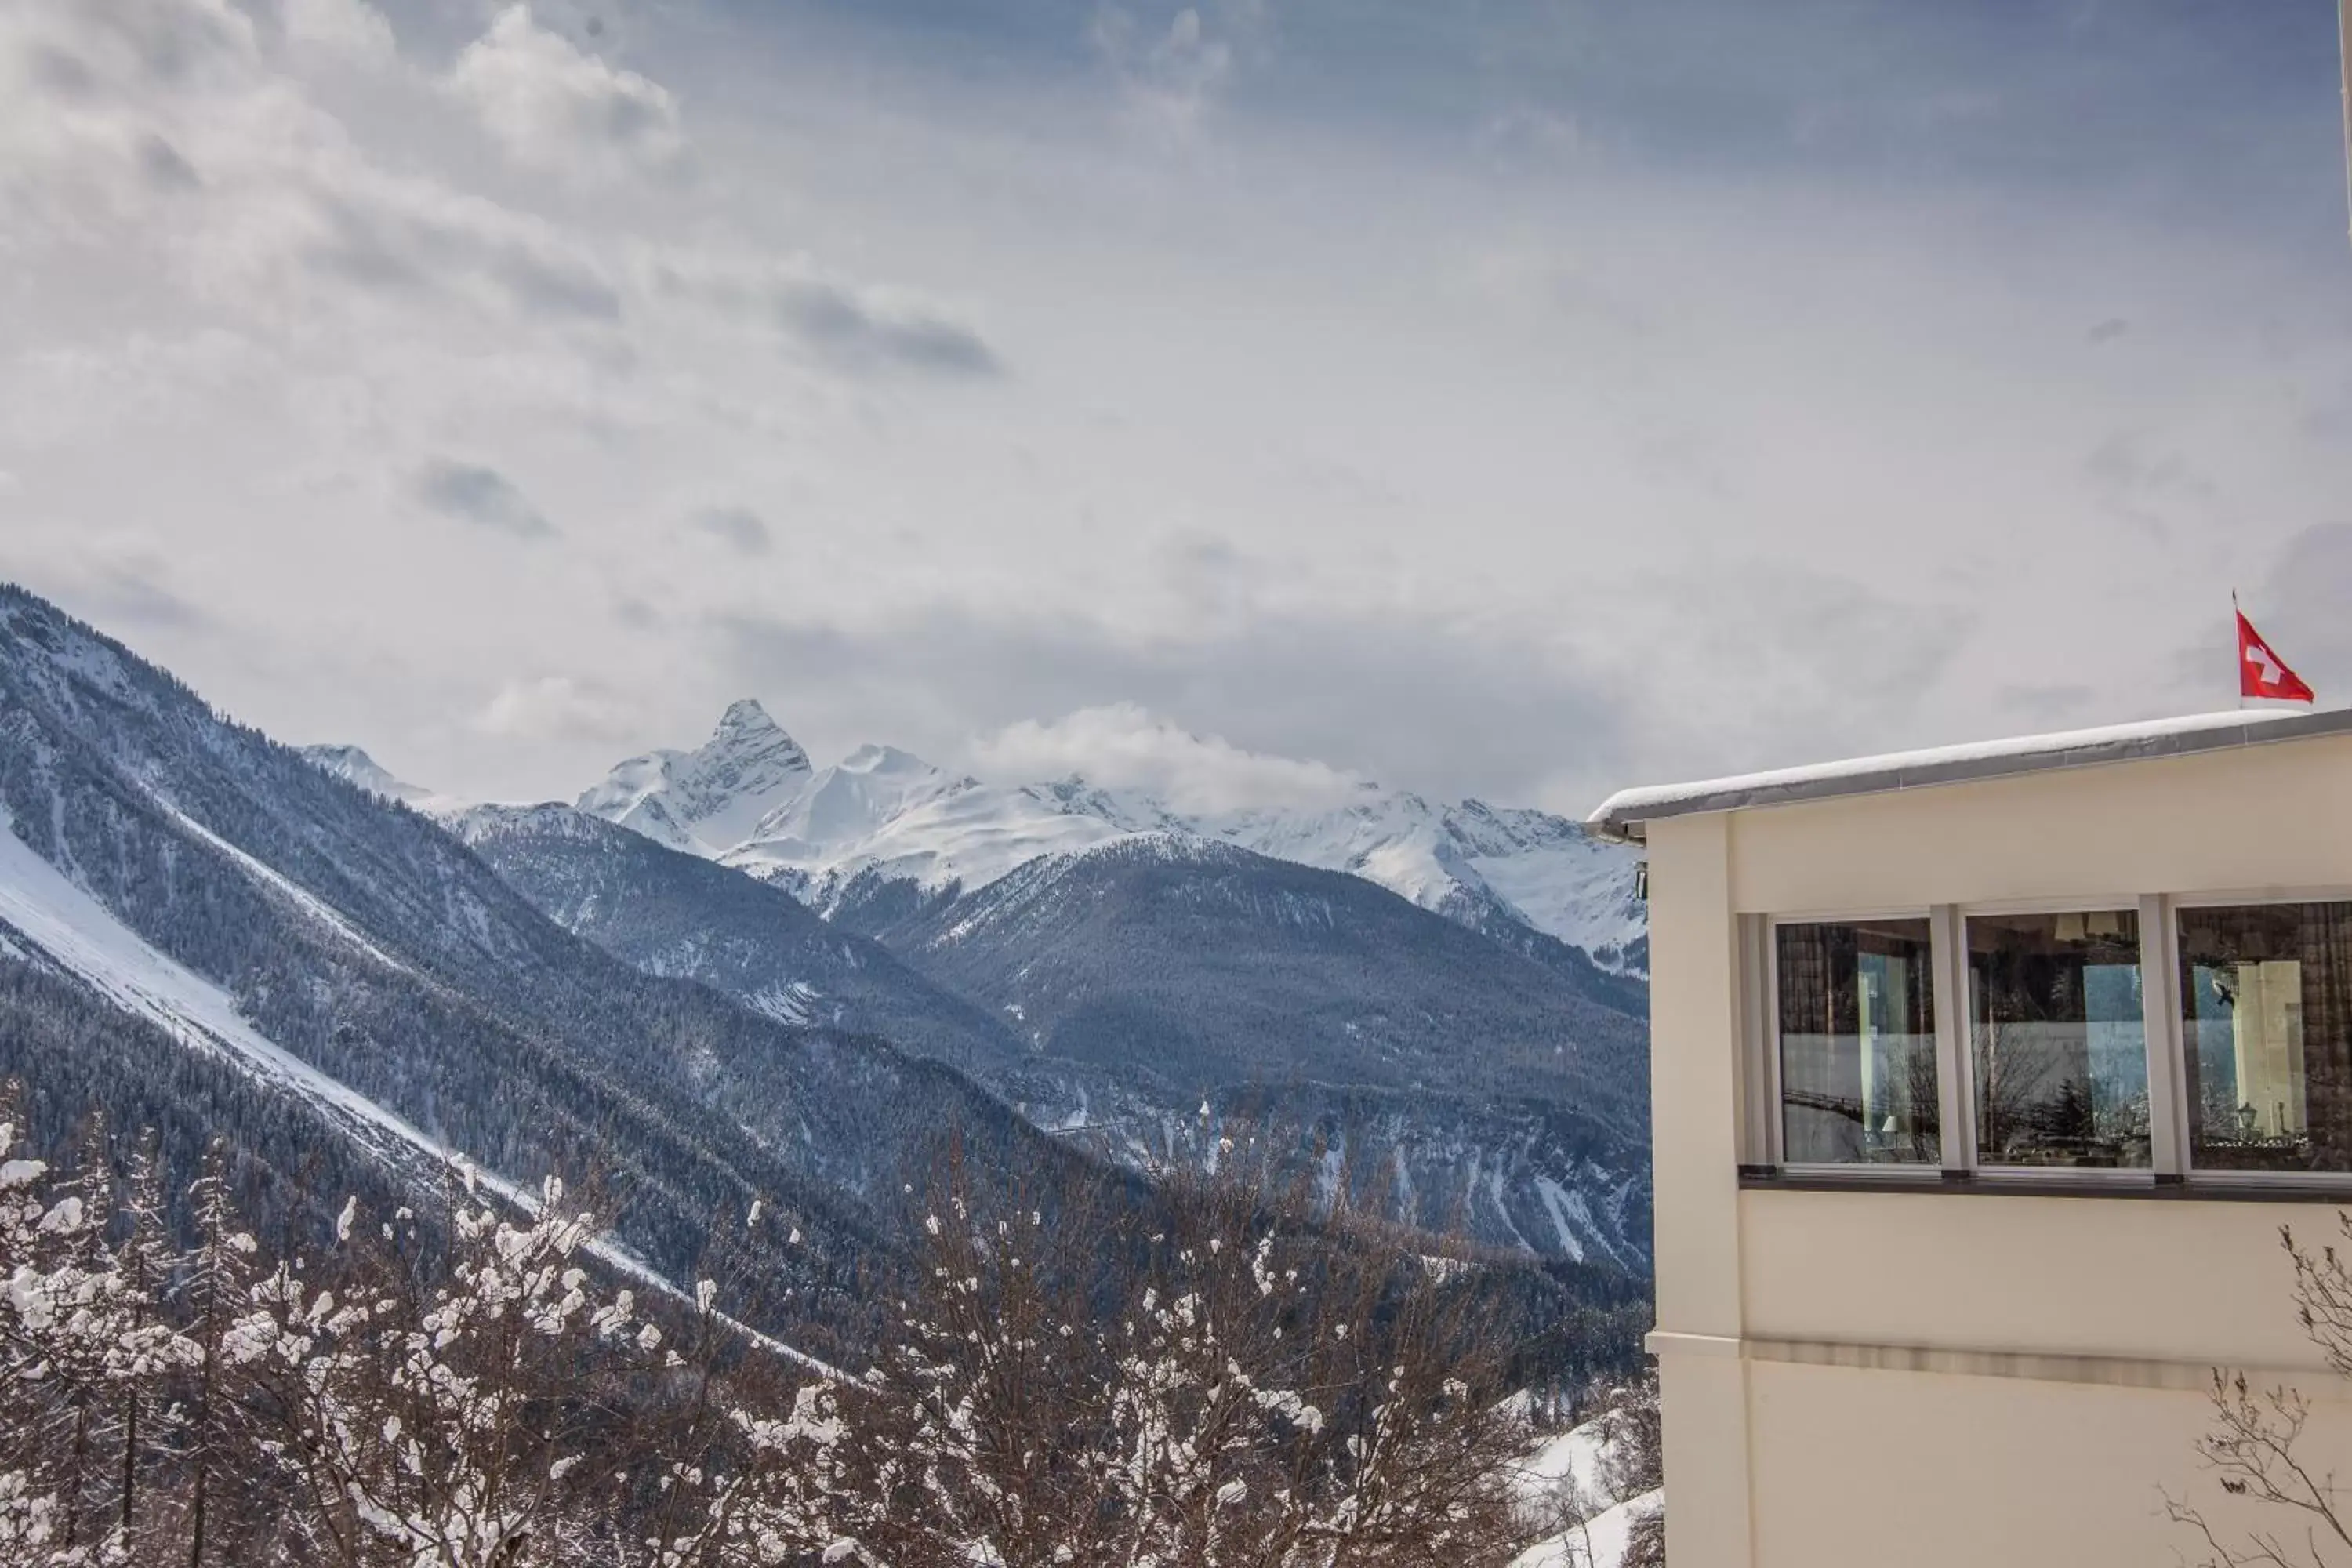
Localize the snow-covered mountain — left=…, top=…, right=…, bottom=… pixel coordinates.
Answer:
left=452, top=799, right=1028, bottom=1075
left=577, top=698, right=814, bottom=855
left=0, top=585, right=1106, bottom=1346
left=470, top=812, right=1653, bottom=1265
left=1029, top=782, right=1646, bottom=976
left=572, top=705, right=1647, bottom=975
left=299, top=743, right=460, bottom=813
left=722, top=743, right=1127, bottom=898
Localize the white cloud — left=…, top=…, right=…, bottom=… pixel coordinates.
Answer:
left=470, top=675, right=629, bottom=740
left=278, top=0, right=395, bottom=67
left=1091, top=2, right=1266, bottom=138
left=969, top=702, right=1367, bottom=814
left=447, top=5, right=686, bottom=185
left=2, top=0, right=2343, bottom=812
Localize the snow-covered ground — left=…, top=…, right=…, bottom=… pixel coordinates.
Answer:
left=0, top=805, right=439, bottom=1171
left=1513, top=1490, right=1665, bottom=1568
left=1508, top=1416, right=1664, bottom=1568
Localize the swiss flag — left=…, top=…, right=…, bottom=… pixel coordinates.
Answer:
left=2238, top=609, right=2315, bottom=703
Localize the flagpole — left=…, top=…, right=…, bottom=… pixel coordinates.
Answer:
left=2233, top=588, right=2242, bottom=711
left=2341, top=0, right=2352, bottom=252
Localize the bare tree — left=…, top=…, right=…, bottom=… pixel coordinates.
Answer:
left=180, top=1140, right=261, bottom=1568
left=2166, top=1217, right=2352, bottom=1566
left=842, top=1127, right=1535, bottom=1568
left=0, top=1074, right=1579, bottom=1566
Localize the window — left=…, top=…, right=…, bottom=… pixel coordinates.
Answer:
left=2176, top=902, right=2352, bottom=1174
left=1776, top=920, right=1939, bottom=1165
left=1967, top=910, right=2147, bottom=1168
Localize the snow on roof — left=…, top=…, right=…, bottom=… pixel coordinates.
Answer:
left=1585, top=706, right=2352, bottom=842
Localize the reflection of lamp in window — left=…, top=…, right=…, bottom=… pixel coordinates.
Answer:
left=1857, top=962, right=1878, bottom=1145
left=2085, top=910, right=2123, bottom=939
left=2056, top=913, right=2087, bottom=942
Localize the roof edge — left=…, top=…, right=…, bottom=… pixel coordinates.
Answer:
left=1586, top=707, right=2352, bottom=843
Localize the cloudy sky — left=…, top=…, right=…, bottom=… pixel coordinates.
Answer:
left=2, top=0, right=2349, bottom=814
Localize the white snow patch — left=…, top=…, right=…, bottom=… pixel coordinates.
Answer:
left=1508, top=1417, right=1660, bottom=1568
left=1512, top=1490, right=1662, bottom=1568
left=1532, top=1177, right=1591, bottom=1264
left=1514, top=1420, right=1615, bottom=1506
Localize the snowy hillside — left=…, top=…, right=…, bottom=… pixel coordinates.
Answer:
left=722, top=743, right=1127, bottom=900
left=564, top=703, right=1647, bottom=973
left=0, top=800, right=439, bottom=1178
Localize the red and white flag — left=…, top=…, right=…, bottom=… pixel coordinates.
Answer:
left=2238, top=607, right=2314, bottom=703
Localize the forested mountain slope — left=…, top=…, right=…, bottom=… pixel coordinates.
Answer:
left=473, top=804, right=1653, bottom=1267
left=453, top=801, right=1025, bottom=1078
left=0, top=584, right=1089, bottom=1348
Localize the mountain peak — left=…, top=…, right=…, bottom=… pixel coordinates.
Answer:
left=299, top=743, right=446, bottom=810
left=705, top=699, right=811, bottom=775
left=715, top=696, right=784, bottom=738
left=580, top=700, right=813, bottom=856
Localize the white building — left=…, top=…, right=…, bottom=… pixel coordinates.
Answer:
left=1588, top=708, right=2352, bottom=1567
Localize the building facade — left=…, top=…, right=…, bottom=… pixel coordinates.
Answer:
left=1589, top=709, right=2352, bottom=1567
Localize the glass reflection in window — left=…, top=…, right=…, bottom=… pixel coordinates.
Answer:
left=2177, top=902, right=2352, bottom=1174
left=1777, top=919, right=1939, bottom=1165
left=1968, top=909, right=2147, bottom=1168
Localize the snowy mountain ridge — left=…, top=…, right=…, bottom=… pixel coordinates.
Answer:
left=576, top=698, right=815, bottom=856
left=564, top=704, right=1647, bottom=975
left=1025, top=778, right=1647, bottom=975
left=298, top=744, right=459, bottom=813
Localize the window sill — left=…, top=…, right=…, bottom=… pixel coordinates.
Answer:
left=1737, top=1168, right=2352, bottom=1203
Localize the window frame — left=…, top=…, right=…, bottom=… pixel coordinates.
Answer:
left=1761, top=907, right=1947, bottom=1181
left=2166, top=889, right=2352, bottom=1191
left=1739, top=891, right=2352, bottom=1193
left=1954, top=897, right=2161, bottom=1187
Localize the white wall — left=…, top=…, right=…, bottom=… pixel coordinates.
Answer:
left=1645, top=731, right=2352, bottom=1568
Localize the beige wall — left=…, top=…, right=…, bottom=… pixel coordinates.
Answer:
left=1723, top=730, right=2352, bottom=916
left=1744, top=1361, right=2352, bottom=1568
left=1645, top=732, right=2352, bottom=1568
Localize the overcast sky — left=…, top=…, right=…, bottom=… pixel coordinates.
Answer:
left=3, top=0, right=2349, bottom=814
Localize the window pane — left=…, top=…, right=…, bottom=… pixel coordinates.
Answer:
left=1777, top=920, right=1939, bottom=1164
left=1968, top=910, right=2147, bottom=1168
left=2177, top=903, right=2352, bottom=1174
